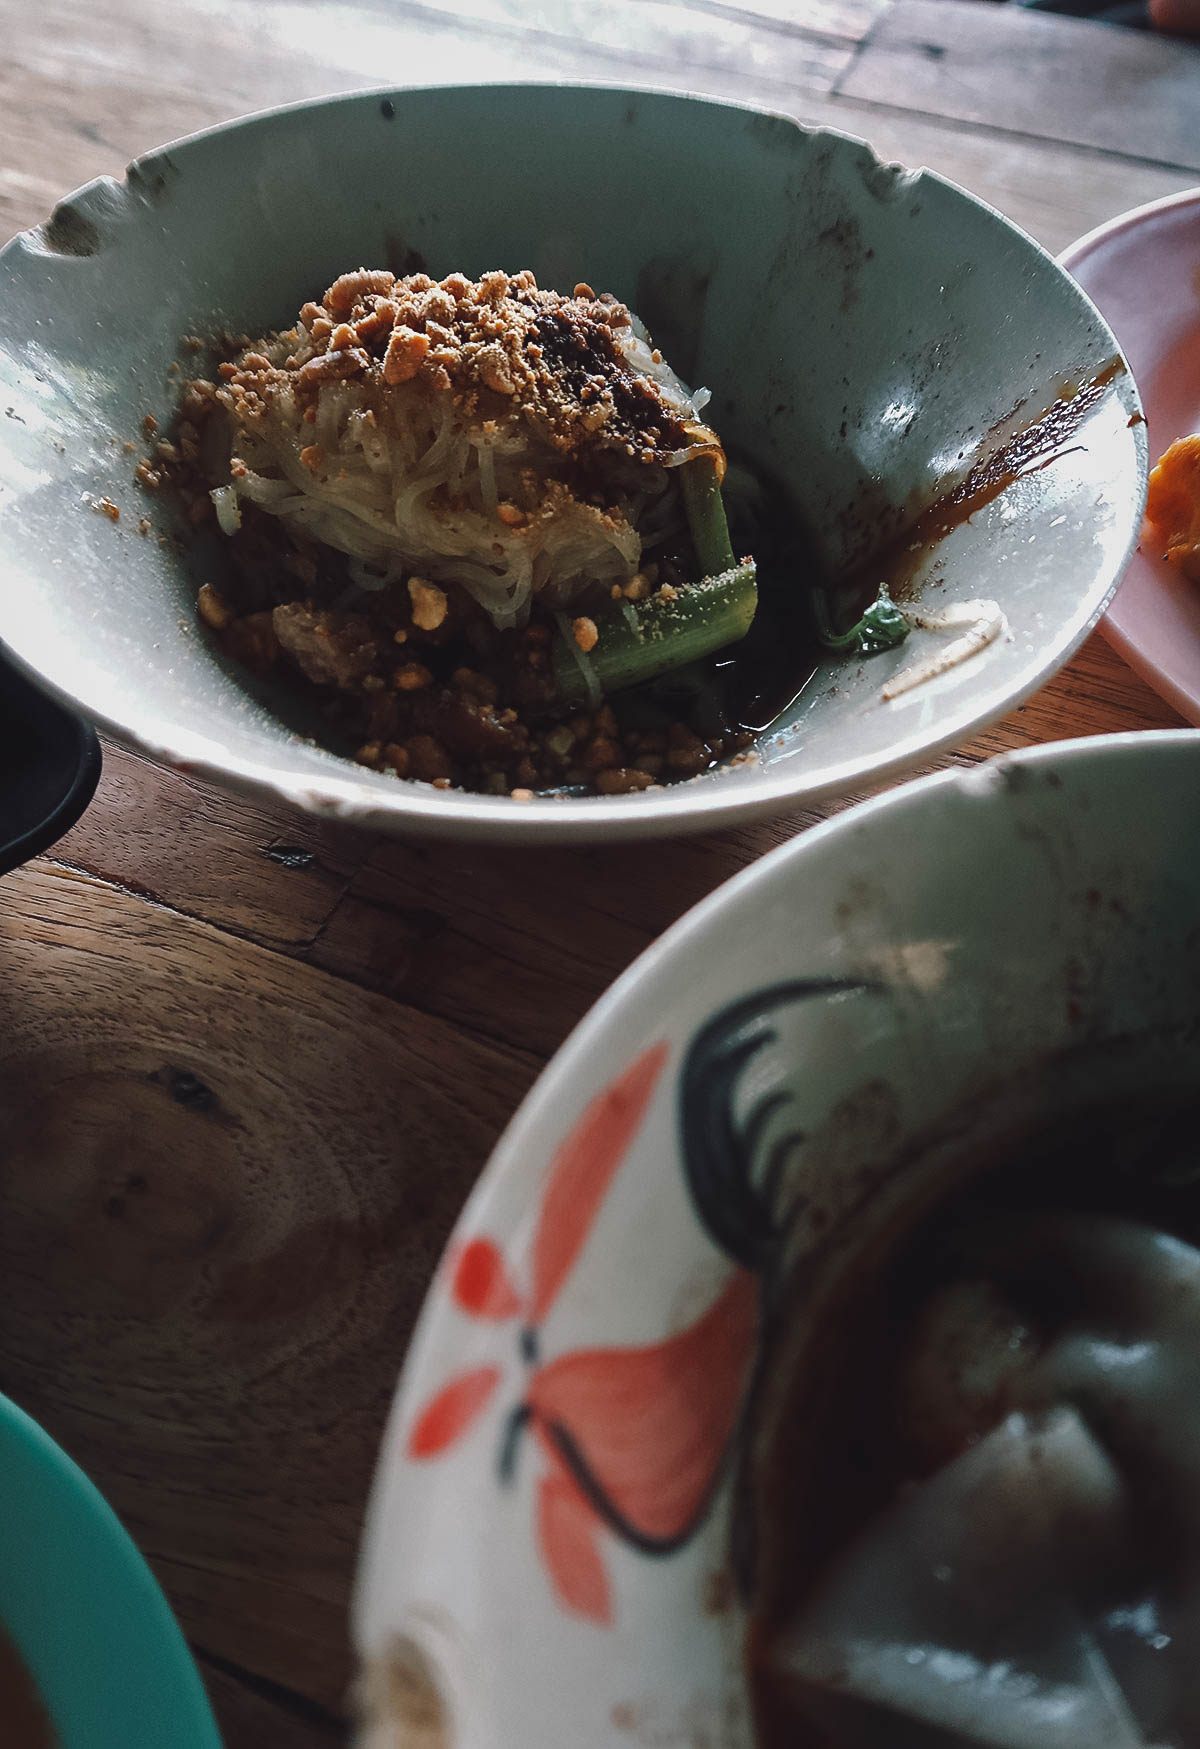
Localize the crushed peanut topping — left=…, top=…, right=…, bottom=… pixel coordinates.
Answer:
left=197, top=583, right=233, bottom=629
left=217, top=268, right=699, bottom=465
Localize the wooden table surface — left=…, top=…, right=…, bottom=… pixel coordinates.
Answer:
left=1, top=0, right=1197, bottom=1741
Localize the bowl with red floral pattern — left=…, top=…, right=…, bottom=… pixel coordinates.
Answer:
left=351, top=728, right=1200, bottom=1749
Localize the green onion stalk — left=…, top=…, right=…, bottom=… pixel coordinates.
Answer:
left=550, top=452, right=757, bottom=707
left=815, top=584, right=911, bottom=658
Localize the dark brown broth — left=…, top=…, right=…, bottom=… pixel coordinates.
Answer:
left=689, top=529, right=823, bottom=739
left=0, top=1622, right=57, bottom=1748
left=748, top=1088, right=1200, bottom=1749
left=723, top=537, right=823, bottom=735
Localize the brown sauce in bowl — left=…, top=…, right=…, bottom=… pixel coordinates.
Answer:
left=0, top=1621, right=57, bottom=1747
left=748, top=1085, right=1200, bottom=1749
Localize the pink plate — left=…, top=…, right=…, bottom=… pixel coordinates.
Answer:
left=1062, top=189, right=1200, bottom=724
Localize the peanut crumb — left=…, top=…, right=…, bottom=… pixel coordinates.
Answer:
left=595, top=767, right=655, bottom=794
left=407, top=575, right=448, bottom=632
left=573, top=616, right=599, bottom=653
left=383, top=325, right=430, bottom=385
left=197, top=583, right=233, bottom=630
left=395, top=662, right=433, bottom=691
left=510, top=787, right=534, bottom=801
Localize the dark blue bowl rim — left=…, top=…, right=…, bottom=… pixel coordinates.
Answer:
left=0, top=648, right=102, bottom=878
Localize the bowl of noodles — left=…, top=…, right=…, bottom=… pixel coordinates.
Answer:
left=0, top=85, right=1146, bottom=839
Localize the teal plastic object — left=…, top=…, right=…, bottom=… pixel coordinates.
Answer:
left=0, top=1394, right=222, bottom=1748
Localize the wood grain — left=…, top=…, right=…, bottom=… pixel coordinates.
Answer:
left=0, top=1, right=1194, bottom=1743
left=52, top=742, right=373, bottom=950
left=821, top=96, right=1196, bottom=254
left=196, top=1658, right=343, bottom=1747
left=0, top=0, right=1194, bottom=259
left=0, top=0, right=868, bottom=244
left=0, top=861, right=536, bottom=1731
left=839, top=0, right=1200, bottom=171
left=51, top=636, right=1179, bottom=1073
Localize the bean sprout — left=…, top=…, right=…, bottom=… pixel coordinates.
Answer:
left=882, top=599, right=1007, bottom=701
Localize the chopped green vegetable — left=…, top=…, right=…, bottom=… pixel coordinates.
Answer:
left=551, top=561, right=757, bottom=705
left=680, top=455, right=737, bottom=578
left=816, top=584, right=911, bottom=657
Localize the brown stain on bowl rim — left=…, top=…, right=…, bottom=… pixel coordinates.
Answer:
left=39, top=203, right=101, bottom=257
left=356, top=1635, right=450, bottom=1749
left=839, top=357, right=1128, bottom=613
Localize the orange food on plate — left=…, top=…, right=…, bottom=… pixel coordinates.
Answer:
left=1145, top=432, right=1200, bottom=582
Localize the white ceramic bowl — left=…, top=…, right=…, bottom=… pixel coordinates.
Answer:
left=0, top=86, right=1146, bottom=841
left=354, top=728, right=1200, bottom=1745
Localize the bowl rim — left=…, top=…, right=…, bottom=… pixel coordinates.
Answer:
left=355, top=725, right=1200, bottom=1662
left=0, top=645, right=102, bottom=878
left=1059, top=184, right=1200, bottom=728
left=1058, top=182, right=1200, bottom=273
left=0, top=1391, right=221, bottom=1748
left=363, top=728, right=1200, bottom=1264
left=0, top=81, right=1149, bottom=843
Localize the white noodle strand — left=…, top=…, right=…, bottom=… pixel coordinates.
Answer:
left=882, top=600, right=1007, bottom=702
